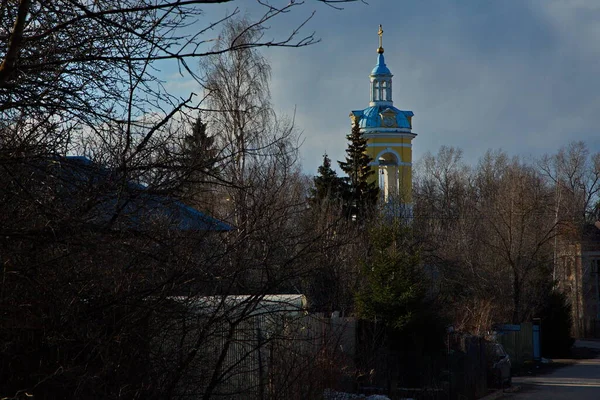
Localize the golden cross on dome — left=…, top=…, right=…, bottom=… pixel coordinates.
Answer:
left=377, top=24, right=384, bottom=54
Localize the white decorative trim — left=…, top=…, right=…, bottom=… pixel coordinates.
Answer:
left=368, top=101, right=393, bottom=107
left=369, top=161, right=412, bottom=167
left=362, top=130, right=417, bottom=139
left=363, top=133, right=417, bottom=140
left=366, top=142, right=412, bottom=148
left=362, top=127, right=412, bottom=133
left=377, top=148, right=402, bottom=163
left=367, top=148, right=412, bottom=167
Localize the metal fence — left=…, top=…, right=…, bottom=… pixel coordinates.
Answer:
left=580, top=318, right=600, bottom=338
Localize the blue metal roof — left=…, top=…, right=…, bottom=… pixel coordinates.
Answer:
left=352, top=105, right=414, bottom=129
left=371, top=53, right=392, bottom=76
left=60, top=156, right=233, bottom=232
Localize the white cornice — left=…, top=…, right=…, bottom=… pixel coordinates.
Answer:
left=367, top=142, right=412, bottom=148
left=362, top=127, right=413, bottom=133
left=362, top=131, right=417, bottom=139
left=369, top=101, right=393, bottom=107
left=368, top=161, right=412, bottom=167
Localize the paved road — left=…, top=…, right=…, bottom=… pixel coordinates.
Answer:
left=505, top=340, right=600, bottom=399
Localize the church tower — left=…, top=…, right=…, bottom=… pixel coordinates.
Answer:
left=350, top=25, right=416, bottom=207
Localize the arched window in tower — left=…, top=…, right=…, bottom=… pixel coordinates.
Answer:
left=381, top=81, right=387, bottom=101
left=386, top=80, right=392, bottom=102
left=378, top=152, right=399, bottom=202
left=371, top=80, right=376, bottom=102
left=373, top=80, right=379, bottom=101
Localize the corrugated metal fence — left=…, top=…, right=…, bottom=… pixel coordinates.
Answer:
left=495, top=322, right=541, bottom=366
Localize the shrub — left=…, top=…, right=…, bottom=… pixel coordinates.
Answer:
left=538, top=290, right=574, bottom=358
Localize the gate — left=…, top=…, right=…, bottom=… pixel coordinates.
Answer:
left=532, top=323, right=541, bottom=361
left=495, top=322, right=542, bottom=364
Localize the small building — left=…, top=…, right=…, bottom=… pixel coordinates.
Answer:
left=55, top=155, right=233, bottom=232
left=555, top=222, right=600, bottom=337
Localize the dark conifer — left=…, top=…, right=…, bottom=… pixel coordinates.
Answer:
left=180, top=115, right=219, bottom=211
left=338, top=120, right=379, bottom=219
left=182, top=115, right=218, bottom=182
left=311, top=153, right=344, bottom=207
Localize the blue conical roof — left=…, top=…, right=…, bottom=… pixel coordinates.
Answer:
left=371, top=53, right=391, bottom=76
left=351, top=106, right=413, bottom=129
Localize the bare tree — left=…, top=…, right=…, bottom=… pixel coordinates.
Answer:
left=0, top=1, right=351, bottom=172
left=539, top=141, right=600, bottom=228
left=414, top=148, right=557, bottom=330
left=475, top=156, right=556, bottom=323
left=414, top=146, right=471, bottom=220
left=0, top=1, right=364, bottom=398
left=198, top=17, right=302, bottom=231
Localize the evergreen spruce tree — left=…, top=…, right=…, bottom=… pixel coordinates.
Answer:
left=181, top=115, right=219, bottom=210
left=355, top=218, right=447, bottom=386
left=338, top=120, right=379, bottom=219
left=355, top=219, right=424, bottom=331
left=538, top=289, right=574, bottom=357
left=183, top=115, right=216, bottom=168
left=310, top=153, right=344, bottom=208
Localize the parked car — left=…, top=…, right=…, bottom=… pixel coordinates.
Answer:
left=485, top=342, right=511, bottom=388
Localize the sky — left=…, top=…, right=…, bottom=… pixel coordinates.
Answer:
left=166, top=0, right=600, bottom=174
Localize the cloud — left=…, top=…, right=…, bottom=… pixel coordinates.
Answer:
left=152, top=0, right=600, bottom=174
left=262, top=0, right=600, bottom=173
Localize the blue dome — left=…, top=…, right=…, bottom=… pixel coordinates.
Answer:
left=354, top=105, right=413, bottom=129
left=371, top=53, right=391, bottom=76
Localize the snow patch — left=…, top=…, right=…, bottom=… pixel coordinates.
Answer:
left=323, top=389, right=391, bottom=400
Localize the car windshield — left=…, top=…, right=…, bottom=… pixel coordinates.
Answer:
left=494, top=345, right=506, bottom=358
left=486, top=342, right=507, bottom=360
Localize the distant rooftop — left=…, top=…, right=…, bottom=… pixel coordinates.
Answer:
left=56, top=156, right=233, bottom=232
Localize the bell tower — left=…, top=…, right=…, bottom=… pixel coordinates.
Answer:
left=349, top=25, right=416, bottom=208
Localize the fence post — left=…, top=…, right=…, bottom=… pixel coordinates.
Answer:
left=532, top=319, right=541, bottom=361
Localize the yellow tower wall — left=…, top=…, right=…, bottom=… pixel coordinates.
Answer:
left=364, top=135, right=414, bottom=204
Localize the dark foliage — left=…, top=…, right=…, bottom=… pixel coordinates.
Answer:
left=179, top=114, right=220, bottom=213
left=538, top=289, right=574, bottom=358
left=354, top=218, right=447, bottom=387
left=310, top=153, right=345, bottom=209
left=338, top=121, right=379, bottom=220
